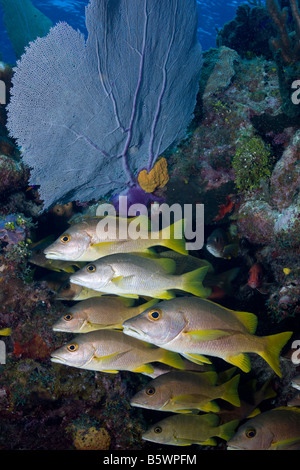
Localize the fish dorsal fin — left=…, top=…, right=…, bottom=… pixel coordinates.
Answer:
left=116, top=297, right=136, bottom=307
left=152, top=258, right=177, bottom=274
left=199, top=370, right=218, bottom=385
left=231, top=310, right=258, bottom=334
left=199, top=413, right=220, bottom=427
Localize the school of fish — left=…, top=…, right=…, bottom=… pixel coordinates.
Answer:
left=30, top=213, right=295, bottom=449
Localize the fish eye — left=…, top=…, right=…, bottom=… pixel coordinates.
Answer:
left=154, top=426, right=162, bottom=434
left=245, top=428, right=256, bottom=439
left=146, top=386, right=156, bottom=396
left=86, top=264, right=96, bottom=273
left=67, top=343, right=78, bottom=352
left=63, top=283, right=71, bottom=290
left=148, top=308, right=163, bottom=321
left=64, top=313, right=73, bottom=321
left=60, top=234, right=71, bottom=243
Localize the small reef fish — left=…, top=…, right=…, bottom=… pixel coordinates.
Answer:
left=247, top=263, right=264, bottom=289
left=0, top=328, right=11, bottom=336
left=44, top=216, right=187, bottom=261
left=50, top=329, right=185, bottom=374
left=291, top=374, right=300, bottom=391
left=55, top=280, right=104, bottom=301
left=142, top=413, right=239, bottom=447
left=52, top=297, right=158, bottom=333
left=206, top=228, right=239, bottom=259
left=122, top=297, right=292, bottom=376
left=130, top=370, right=240, bottom=413
left=69, top=253, right=211, bottom=300
left=227, top=407, right=300, bottom=450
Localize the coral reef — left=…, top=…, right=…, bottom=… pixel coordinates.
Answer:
left=0, top=0, right=299, bottom=452
left=232, top=136, right=273, bottom=191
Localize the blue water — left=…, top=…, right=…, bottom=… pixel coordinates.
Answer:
left=0, top=0, right=264, bottom=65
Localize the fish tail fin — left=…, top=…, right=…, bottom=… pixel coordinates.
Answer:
left=217, top=420, right=240, bottom=442
left=0, top=328, right=11, bottom=336
left=214, top=267, right=240, bottom=295
left=221, top=374, right=241, bottom=407
left=259, top=331, right=293, bottom=377
left=181, top=266, right=212, bottom=297
left=159, top=219, right=188, bottom=255
left=160, top=350, right=185, bottom=370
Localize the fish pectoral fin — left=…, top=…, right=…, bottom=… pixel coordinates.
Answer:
left=93, top=351, right=125, bottom=363
left=151, top=258, right=177, bottom=274
left=132, top=364, right=155, bottom=374
left=224, top=353, right=251, bottom=373
left=181, top=352, right=212, bottom=365
left=111, top=275, right=125, bottom=284
left=186, top=329, right=231, bottom=341
left=272, top=437, right=300, bottom=450
left=91, top=241, right=117, bottom=248
left=173, top=394, right=220, bottom=412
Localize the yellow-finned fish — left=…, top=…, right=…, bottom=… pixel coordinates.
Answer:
left=50, top=329, right=185, bottom=374
left=130, top=370, right=241, bottom=413
left=122, top=297, right=292, bottom=376
left=44, top=216, right=187, bottom=262
left=69, top=253, right=211, bottom=300
left=52, top=297, right=158, bottom=333
left=227, top=407, right=300, bottom=450
left=142, top=413, right=239, bottom=447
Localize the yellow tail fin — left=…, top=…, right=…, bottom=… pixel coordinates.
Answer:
left=159, top=219, right=188, bottom=255
left=181, top=266, right=212, bottom=297
left=260, top=331, right=293, bottom=377
left=221, top=374, right=241, bottom=407
left=217, top=420, right=240, bottom=442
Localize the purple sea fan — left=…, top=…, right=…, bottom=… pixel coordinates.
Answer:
left=7, top=0, right=202, bottom=210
